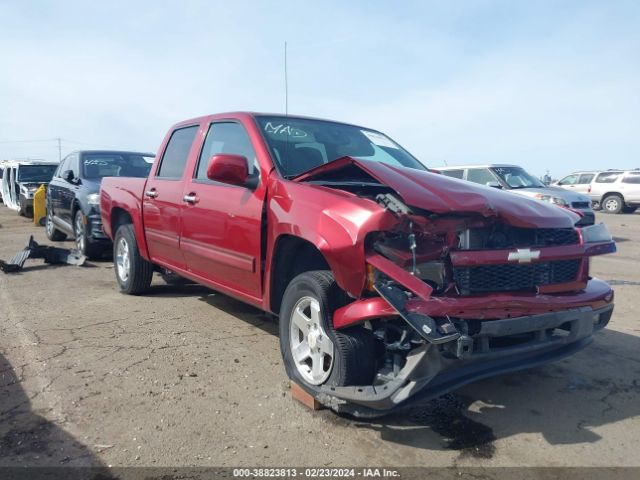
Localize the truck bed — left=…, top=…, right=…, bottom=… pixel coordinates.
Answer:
left=100, top=177, right=147, bottom=240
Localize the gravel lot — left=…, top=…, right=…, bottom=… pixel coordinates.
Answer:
left=1, top=205, right=639, bottom=468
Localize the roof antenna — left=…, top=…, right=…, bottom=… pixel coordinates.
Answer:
left=284, top=41, right=289, bottom=116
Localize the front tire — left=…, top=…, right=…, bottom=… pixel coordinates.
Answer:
left=279, top=271, right=377, bottom=393
left=602, top=194, right=624, bottom=214
left=74, top=210, right=103, bottom=260
left=45, top=206, right=67, bottom=241
left=113, top=223, right=153, bottom=295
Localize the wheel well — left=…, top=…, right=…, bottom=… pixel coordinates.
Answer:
left=602, top=192, right=625, bottom=204
left=270, top=235, right=330, bottom=315
left=111, top=207, right=133, bottom=235
left=71, top=200, right=81, bottom=218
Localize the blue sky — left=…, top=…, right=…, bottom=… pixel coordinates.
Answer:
left=0, top=0, right=638, bottom=177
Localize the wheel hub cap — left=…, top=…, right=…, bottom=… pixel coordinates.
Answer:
left=76, top=215, right=85, bottom=252
left=115, top=238, right=130, bottom=282
left=289, top=296, right=334, bottom=385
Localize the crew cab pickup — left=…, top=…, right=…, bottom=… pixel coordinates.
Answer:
left=101, top=112, right=616, bottom=417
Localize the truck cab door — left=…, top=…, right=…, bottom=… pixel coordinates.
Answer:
left=179, top=121, right=266, bottom=303
left=142, top=125, right=199, bottom=272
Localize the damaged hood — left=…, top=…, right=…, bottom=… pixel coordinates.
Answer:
left=294, top=157, right=578, bottom=228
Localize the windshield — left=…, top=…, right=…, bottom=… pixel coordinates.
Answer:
left=492, top=166, right=545, bottom=189
left=255, top=116, right=427, bottom=178
left=17, top=165, right=57, bottom=182
left=82, top=153, right=154, bottom=179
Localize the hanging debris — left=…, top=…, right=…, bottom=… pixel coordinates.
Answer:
left=0, top=236, right=86, bottom=273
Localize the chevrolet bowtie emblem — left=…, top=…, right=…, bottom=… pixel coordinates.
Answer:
left=508, top=248, right=541, bottom=263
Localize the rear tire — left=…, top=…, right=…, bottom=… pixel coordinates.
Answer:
left=602, top=194, right=624, bottom=214
left=279, top=271, right=377, bottom=394
left=114, top=223, right=153, bottom=295
left=45, top=206, right=67, bottom=241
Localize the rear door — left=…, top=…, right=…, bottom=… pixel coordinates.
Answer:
left=180, top=120, right=266, bottom=302
left=593, top=171, right=623, bottom=201
left=142, top=125, right=199, bottom=271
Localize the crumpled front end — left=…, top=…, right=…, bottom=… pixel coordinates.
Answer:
left=293, top=158, right=616, bottom=416
left=329, top=219, right=615, bottom=416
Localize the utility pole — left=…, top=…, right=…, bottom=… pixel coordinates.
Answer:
left=57, top=137, right=62, bottom=162
left=284, top=41, right=288, bottom=116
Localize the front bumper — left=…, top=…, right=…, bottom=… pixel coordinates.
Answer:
left=319, top=303, right=613, bottom=417
left=86, top=212, right=110, bottom=242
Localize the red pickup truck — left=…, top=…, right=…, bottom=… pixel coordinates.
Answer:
left=101, top=112, right=616, bottom=417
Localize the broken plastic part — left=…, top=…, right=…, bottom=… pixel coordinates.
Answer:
left=374, top=281, right=460, bottom=345
left=375, top=193, right=411, bottom=216
left=0, top=236, right=86, bottom=273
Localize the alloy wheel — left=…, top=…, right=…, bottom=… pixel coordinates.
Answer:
left=289, top=296, right=334, bottom=385
left=115, top=237, right=130, bottom=283
left=604, top=198, right=620, bottom=212
left=75, top=213, right=86, bottom=253
left=46, top=210, right=54, bottom=237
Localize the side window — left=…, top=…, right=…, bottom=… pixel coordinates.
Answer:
left=442, top=169, right=464, bottom=179
left=467, top=168, right=497, bottom=186
left=157, top=126, right=199, bottom=179
left=69, top=154, right=80, bottom=178
left=595, top=172, right=622, bottom=183
left=195, top=122, right=257, bottom=181
left=622, top=173, right=640, bottom=184
left=559, top=174, right=578, bottom=185
left=578, top=174, right=594, bottom=184
left=56, top=156, right=70, bottom=177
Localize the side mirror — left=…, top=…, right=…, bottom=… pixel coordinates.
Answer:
left=206, top=154, right=251, bottom=187
left=63, top=170, right=75, bottom=183
left=485, top=181, right=502, bottom=189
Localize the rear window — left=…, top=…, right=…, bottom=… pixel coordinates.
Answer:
left=157, top=126, right=198, bottom=179
left=441, top=169, right=464, bottom=179
left=622, top=173, right=640, bottom=184
left=595, top=172, right=622, bottom=183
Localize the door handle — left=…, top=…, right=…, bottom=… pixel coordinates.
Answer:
left=183, top=194, right=198, bottom=204
left=145, top=189, right=158, bottom=198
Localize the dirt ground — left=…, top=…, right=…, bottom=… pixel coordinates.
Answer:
left=0, top=205, right=639, bottom=469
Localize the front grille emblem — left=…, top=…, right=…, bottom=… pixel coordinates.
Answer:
left=507, top=248, right=541, bottom=264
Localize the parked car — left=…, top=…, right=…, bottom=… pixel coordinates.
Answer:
left=1, top=160, right=59, bottom=216
left=437, top=164, right=595, bottom=226
left=555, top=170, right=640, bottom=214
left=46, top=150, right=154, bottom=259
left=100, top=113, right=615, bottom=417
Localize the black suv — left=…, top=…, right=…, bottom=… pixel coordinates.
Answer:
left=46, top=150, right=154, bottom=258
